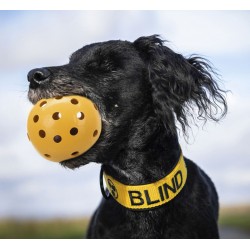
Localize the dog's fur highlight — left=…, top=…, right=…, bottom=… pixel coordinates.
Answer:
left=28, top=35, right=227, bottom=238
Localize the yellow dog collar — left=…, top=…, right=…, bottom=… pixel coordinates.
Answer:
left=102, top=154, right=187, bottom=210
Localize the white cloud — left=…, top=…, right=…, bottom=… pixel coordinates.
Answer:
left=1, top=11, right=145, bottom=69
left=0, top=165, right=102, bottom=218
left=1, top=11, right=250, bottom=71
left=223, top=168, right=250, bottom=186
left=179, top=93, right=250, bottom=204
left=156, top=11, right=250, bottom=55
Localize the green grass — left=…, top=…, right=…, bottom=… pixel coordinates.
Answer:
left=219, top=205, right=250, bottom=232
left=0, top=218, right=90, bottom=239
left=219, top=214, right=250, bottom=232
left=1, top=205, right=250, bottom=239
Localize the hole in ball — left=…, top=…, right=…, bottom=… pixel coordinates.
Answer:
left=44, top=154, right=51, bottom=158
left=77, top=112, right=84, bottom=120
left=55, top=96, right=63, bottom=100
left=33, top=115, right=39, bottom=123
left=40, top=101, right=47, bottom=107
left=52, top=112, right=61, bottom=120
left=71, top=98, right=78, bottom=105
left=53, top=135, right=62, bottom=143
left=39, top=130, right=46, bottom=138
left=70, top=127, right=78, bottom=136
left=71, top=151, right=79, bottom=156
left=93, top=130, right=98, bottom=137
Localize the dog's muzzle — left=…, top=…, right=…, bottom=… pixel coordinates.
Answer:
left=27, top=95, right=102, bottom=162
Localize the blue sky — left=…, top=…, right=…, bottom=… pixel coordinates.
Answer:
left=0, top=11, right=250, bottom=219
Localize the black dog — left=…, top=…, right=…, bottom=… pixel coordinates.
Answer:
left=27, top=35, right=227, bottom=238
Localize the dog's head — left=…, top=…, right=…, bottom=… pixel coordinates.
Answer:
left=27, top=35, right=227, bottom=168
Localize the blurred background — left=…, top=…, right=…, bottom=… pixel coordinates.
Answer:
left=0, top=10, right=249, bottom=238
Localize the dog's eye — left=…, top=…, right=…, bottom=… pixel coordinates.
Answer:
left=86, top=60, right=99, bottom=69
left=86, top=58, right=115, bottom=73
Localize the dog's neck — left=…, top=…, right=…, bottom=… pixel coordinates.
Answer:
left=102, top=118, right=181, bottom=185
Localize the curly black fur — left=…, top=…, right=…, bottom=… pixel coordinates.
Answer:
left=27, top=35, right=227, bottom=238
left=134, top=35, right=227, bottom=136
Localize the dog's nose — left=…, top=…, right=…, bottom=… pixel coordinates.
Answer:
left=27, top=68, right=51, bottom=89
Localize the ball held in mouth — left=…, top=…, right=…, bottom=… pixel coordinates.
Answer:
left=27, top=95, right=102, bottom=162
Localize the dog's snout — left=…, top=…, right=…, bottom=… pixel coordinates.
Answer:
left=27, top=68, right=51, bottom=89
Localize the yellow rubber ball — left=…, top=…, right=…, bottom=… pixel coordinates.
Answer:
left=27, top=96, right=102, bottom=162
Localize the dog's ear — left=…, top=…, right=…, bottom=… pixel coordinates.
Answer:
left=134, top=35, right=227, bottom=135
